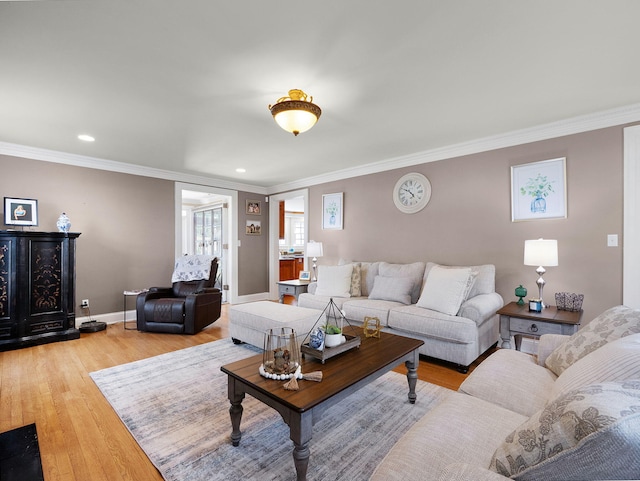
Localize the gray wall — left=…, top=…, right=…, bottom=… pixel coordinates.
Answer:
left=308, top=125, right=627, bottom=324
left=0, top=155, right=175, bottom=314
left=237, top=191, right=269, bottom=296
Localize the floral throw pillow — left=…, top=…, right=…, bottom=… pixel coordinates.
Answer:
left=490, top=381, right=640, bottom=481
left=545, top=305, right=640, bottom=376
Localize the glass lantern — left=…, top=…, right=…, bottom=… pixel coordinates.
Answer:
left=261, top=327, right=301, bottom=379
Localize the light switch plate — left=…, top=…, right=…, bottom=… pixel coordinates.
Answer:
left=607, top=234, right=618, bottom=247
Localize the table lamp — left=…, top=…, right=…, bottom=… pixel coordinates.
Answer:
left=524, top=238, right=558, bottom=309
left=306, top=241, right=323, bottom=281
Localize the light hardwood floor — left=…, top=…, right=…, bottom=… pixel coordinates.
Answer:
left=0, top=302, right=492, bottom=481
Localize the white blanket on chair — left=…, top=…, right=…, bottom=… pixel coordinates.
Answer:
left=171, top=255, right=215, bottom=283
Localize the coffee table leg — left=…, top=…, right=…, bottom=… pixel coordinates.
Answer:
left=227, top=378, right=245, bottom=447
left=290, top=411, right=313, bottom=481
left=405, top=351, right=419, bottom=404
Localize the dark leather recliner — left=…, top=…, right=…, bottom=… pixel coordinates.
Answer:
left=136, top=257, right=222, bottom=334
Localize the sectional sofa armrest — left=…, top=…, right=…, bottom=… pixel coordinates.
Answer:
left=438, top=463, right=508, bottom=481
left=536, top=333, right=569, bottom=366
left=307, top=281, right=318, bottom=295
left=457, top=292, right=504, bottom=325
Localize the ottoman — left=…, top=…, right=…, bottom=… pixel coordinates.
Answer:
left=229, top=301, right=323, bottom=349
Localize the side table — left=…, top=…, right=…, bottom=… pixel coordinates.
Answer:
left=497, top=301, right=582, bottom=350
left=123, top=289, right=148, bottom=330
left=276, top=279, right=310, bottom=304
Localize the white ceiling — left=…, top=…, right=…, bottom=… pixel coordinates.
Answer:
left=2, top=1, right=640, bottom=191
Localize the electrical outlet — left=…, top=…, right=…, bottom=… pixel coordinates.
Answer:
left=81, top=299, right=89, bottom=308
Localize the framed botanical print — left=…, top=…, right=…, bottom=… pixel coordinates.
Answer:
left=322, top=192, right=343, bottom=230
left=511, top=158, right=567, bottom=222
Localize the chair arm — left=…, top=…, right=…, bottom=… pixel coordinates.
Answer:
left=537, top=333, right=569, bottom=366
left=140, top=287, right=174, bottom=300
left=458, top=292, right=504, bottom=325
left=183, top=289, right=222, bottom=334
left=307, top=282, right=318, bottom=295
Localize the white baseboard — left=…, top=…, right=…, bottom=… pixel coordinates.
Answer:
left=75, top=311, right=128, bottom=327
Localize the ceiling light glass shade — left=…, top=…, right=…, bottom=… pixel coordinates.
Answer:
left=269, top=89, right=321, bottom=136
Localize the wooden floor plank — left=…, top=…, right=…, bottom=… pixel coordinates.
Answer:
left=0, top=302, right=492, bottom=481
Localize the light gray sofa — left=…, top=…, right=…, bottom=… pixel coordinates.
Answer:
left=371, top=305, right=640, bottom=481
left=298, top=261, right=504, bottom=372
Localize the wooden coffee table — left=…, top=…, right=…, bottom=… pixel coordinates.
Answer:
left=220, top=327, right=424, bottom=481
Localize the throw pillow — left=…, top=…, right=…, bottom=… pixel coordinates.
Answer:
left=423, top=262, right=495, bottom=299
left=490, top=381, right=640, bottom=481
left=339, top=260, right=362, bottom=297
left=378, top=261, right=426, bottom=304
left=315, top=264, right=353, bottom=298
left=545, top=305, right=640, bottom=376
left=368, top=275, right=414, bottom=304
left=549, top=333, right=640, bottom=401
left=416, top=266, right=475, bottom=316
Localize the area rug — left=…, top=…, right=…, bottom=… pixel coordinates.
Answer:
left=90, top=338, right=451, bottom=481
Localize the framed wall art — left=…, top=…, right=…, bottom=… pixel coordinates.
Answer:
left=246, top=200, right=261, bottom=215
left=246, top=219, right=261, bottom=235
left=511, top=158, right=567, bottom=222
left=322, top=192, right=343, bottom=230
left=4, top=197, right=39, bottom=226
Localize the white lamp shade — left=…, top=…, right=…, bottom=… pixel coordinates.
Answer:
left=306, top=242, right=323, bottom=258
left=524, top=239, right=558, bottom=267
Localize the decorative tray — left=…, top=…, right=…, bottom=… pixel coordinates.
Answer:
left=300, top=334, right=361, bottom=363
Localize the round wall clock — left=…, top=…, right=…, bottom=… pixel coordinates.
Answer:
left=393, top=172, right=432, bottom=214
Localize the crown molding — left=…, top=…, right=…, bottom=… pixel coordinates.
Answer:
left=0, top=142, right=269, bottom=195
left=267, top=102, right=640, bottom=194
left=2, top=102, right=639, bottom=196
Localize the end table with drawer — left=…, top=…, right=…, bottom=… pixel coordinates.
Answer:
left=276, top=279, right=310, bottom=304
left=497, top=301, right=582, bottom=350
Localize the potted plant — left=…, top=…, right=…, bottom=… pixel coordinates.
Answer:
left=323, top=324, right=343, bottom=347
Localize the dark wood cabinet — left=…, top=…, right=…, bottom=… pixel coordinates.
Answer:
left=279, top=257, right=304, bottom=281
left=0, top=231, right=81, bottom=351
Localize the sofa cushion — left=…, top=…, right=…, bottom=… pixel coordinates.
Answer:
left=387, top=305, right=478, bottom=344
left=378, top=261, right=426, bottom=304
left=315, top=264, right=353, bottom=298
left=549, top=332, right=640, bottom=401
left=417, top=266, right=475, bottom=316
left=359, top=261, right=380, bottom=297
left=424, top=262, right=495, bottom=299
left=298, top=293, right=357, bottom=312
left=489, top=381, right=640, bottom=481
left=342, top=298, right=403, bottom=326
left=458, top=348, right=557, bottom=417
left=370, top=392, right=527, bottom=481
left=545, top=305, right=640, bottom=376
left=368, top=275, right=414, bottom=304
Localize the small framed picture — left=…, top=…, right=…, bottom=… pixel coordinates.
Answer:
left=299, top=271, right=310, bottom=281
left=4, top=197, right=38, bottom=226
left=246, top=200, right=261, bottom=215
left=245, top=220, right=261, bottom=235
left=322, top=192, right=343, bottom=230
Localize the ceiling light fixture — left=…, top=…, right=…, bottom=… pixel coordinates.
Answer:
left=268, top=89, right=321, bottom=136
left=78, top=134, right=95, bottom=142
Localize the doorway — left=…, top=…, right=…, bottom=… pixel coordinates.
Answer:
left=269, top=189, right=309, bottom=300
left=175, top=183, right=238, bottom=304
